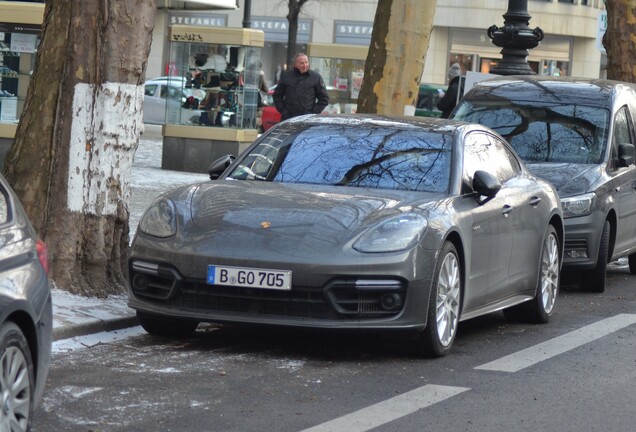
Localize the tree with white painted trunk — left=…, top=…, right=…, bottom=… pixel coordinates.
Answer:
left=3, top=0, right=157, bottom=296
left=356, top=0, right=437, bottom=116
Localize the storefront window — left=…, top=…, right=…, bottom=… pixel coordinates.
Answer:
left=165, top=26, right=264, bottom=130
left=542, top=60, right=569, bottom=76
left=479, top=57, right=540, bottom=75
left=308, top=43, right=368, bottom=115
left=0, top=29, right=39, bottom=124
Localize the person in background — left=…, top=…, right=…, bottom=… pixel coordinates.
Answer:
left=273, top=53, right=329, bottom=121
left=437, top=63, right=462, bottom=118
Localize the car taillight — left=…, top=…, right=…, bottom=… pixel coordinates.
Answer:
left=36, top=239, right=49, bottom=274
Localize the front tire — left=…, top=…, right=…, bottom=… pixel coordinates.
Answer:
left=504, top=225, right=560, bottom=323
left=0, top=322, right=34, bottom=432
left=418, top=242, right=461, bottom=357
left=137, top=312, right=199, bottom=337
left=581, top=220, right=610, bottom=293
left=628, top=253, right=636, bottom=274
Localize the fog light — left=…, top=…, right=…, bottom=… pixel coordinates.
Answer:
left=566, top=250, right=588, bottom=259
left=132, top=274, right=150, bottom=291
left=380, top=293, right=403, bottom=311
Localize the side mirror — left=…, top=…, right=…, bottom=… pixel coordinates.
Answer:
left=472, top=170, right=501, bottom=199
left=618, top=143, right=635, bottom=167
left=208, top=154, right=236, bottom=180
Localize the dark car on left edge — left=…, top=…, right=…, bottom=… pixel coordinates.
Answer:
left=0, top=173, right=52, bottom=431
left=127, top=114, right=563, bottom=357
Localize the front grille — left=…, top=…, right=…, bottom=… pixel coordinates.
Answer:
left=176, top=281, right=334, bottom=319
left=130, top=260, right=407, bottom=321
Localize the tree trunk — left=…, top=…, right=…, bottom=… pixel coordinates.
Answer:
left=3, top=0, right=156, bottom=297
left=604, top=0, right=636, bottom=82
left=357, top=0, right=437, bottom=115
left=286, top=0, right=309, bottom=66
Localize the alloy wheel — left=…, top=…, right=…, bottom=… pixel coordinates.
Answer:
left=540, top=232, right=559, bottom=315
left=436, top=252, right=461, bottom=347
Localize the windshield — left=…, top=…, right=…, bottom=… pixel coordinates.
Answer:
left=454, top=100, right=610, bottom=164
left=226, top=124, right=452, bottom=193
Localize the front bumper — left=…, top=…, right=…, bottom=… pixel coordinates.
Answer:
left=127, top=241, right=436, bottom=331
left=562, top=210, right=606, bottom=270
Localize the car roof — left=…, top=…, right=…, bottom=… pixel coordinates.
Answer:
left=285, top=113, right=475, bottom=132
left=276, top=114, right=504, bottom=145
left=466, top=75, right=636, bottom=107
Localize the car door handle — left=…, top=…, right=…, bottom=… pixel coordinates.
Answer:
left=502, top=205, right=513, bottom=216
left=529, top=196, right=541, bottom=207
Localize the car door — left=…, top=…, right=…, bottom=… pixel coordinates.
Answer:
left=461, top=132, right=514, bottom=310
left=143, top=83, right=165, bottom=124
left=487, top=134, right=545, bottom=295
left=609, top=106, right=636, bottom=255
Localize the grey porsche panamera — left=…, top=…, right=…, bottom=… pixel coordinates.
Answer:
left=127, top=114, right=564, bottom=357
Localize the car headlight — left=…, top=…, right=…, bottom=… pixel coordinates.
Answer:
left=353, top=213, right=427, bottom=253
left=561, top=193, right=595, bottom=218
left=139, top=197, right=177, bottom=238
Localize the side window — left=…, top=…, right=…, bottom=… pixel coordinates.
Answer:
left=488, top=135, right=521, bottom=181
left=159, top=85, right=168, bottom=99
left=144, top=84, right=157, bottom=97
left=463, top=132, right=491, bottom=192
left=463, top=132, right=520, bottom=193
left=0, top=187, right=9, bottom=225
left=167, top=86, right=180, bottom=99
left=610, top=106, right=633, bottom=170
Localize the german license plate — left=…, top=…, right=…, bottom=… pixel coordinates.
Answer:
left=207, top=265, right=292, bottom=290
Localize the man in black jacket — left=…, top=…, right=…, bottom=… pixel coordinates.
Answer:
left=273, top=53, right=329, bottom=120
left=437, top=63, right=462, bottom=118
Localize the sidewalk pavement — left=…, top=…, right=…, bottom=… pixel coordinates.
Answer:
left=52, top=124, right=209, bottom=341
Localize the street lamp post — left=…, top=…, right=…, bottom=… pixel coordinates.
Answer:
left=242, top=0, right=252, bottom=28
left=487, top=0, right=544, bottom=75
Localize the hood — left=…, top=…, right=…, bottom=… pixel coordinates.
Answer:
left=525, top=162, right=602, bottom=196
left=185, top=181, right=443, bottom=259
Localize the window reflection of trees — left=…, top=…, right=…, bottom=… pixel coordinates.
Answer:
left=229, top=125, right=452, bottom=192
left=457, top=102, right=609, bottom=164
left=260, top=125, right=452, bottom=192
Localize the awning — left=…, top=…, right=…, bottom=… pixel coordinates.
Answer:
left=180, top=0, right=237, bottom=8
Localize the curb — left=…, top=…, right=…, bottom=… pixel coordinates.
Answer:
left=53, top=315, right=139, bottom=342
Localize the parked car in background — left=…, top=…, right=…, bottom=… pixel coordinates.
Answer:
left=414, top=83, right=446, bottom=118
left=143, top=77, right=205, bottom=125
left=453, top=76, right=636, bottom=292
left=0, top=173, right=52, bottom=430
left=127, top=114, right=563, bottom=357
left=259, top=85, right=280, bottom=133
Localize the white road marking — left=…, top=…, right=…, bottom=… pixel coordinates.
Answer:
left=475, top=313, right=636, bottom=373
left=300, top=384, right=470, bottom=432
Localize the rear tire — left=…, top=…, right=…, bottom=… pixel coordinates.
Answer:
left=418, top=242, right=461, bottom=357
left=504, top=225, right=560, bottom=323
left=0, top=322, right=34, bottom=432
left=581, top=220, right=610, bottom=293
left=137, top=312, right=199, bottom=337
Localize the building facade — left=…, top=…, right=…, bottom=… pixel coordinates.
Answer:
left=148, top=0, right=607, bottom=88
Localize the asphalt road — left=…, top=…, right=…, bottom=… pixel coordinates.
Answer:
left=34, top=262, right=636, bottom=432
